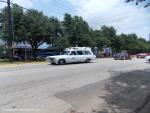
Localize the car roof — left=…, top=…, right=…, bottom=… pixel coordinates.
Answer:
left=65, top=47, right=91, bottom=51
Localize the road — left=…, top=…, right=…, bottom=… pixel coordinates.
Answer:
left=0, top=58, right=150, bottom=113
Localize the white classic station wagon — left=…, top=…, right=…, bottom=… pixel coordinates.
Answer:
left=46, top=47, right=96, bottom=65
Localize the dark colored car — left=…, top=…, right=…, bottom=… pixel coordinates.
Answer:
left=114, top=52, right=131, bottom=60
left=36, top=49, right=61, bottom=59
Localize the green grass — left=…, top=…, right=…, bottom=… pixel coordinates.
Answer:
left=0, top=59, right=9, bottom=64
left=0, top=59, right=46, bottom=65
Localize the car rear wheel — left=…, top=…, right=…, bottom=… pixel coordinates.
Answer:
left=58, top=59, right=66, bottom=65
left=85, top=58, right=91, bottom=63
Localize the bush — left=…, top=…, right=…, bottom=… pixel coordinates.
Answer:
left=0, top=45, right=8, bottom=59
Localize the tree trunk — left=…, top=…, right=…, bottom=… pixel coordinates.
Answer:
left=30, top=42, right=38, bottom=61
left=32, top=48, right=37, bottom=61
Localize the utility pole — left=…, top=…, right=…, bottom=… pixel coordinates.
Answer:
left=7, top=0, right=13, bottom=62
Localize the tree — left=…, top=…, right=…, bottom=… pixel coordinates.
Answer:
left=126, top=0, right=150, bottom=7
left=63, top=13, right=93, bottom=47
left=23, top=9, right=59, bottom=60
left=0, top=4, right=24, bottom=41
left=1, top=4, right=62, bottom=60
left=91, top=30, right=110, bottom=49
left=53, top=37, right=70, bottom=50
left=0, top=45, right=8, bottom=59
left=100, top=25, right=117, bottom=50
left=1, top=5, right=150, bottom=59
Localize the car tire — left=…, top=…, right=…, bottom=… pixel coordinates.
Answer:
left=58, top=59, right=66, bottom=65
left=85, top=58, right=91, bottom=63
left=51, top=63, right=56, bottom=65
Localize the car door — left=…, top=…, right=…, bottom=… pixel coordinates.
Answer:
left=68, top=51, right=77, bottom=63
left=77, top=50, right=84, bottom=62
left=84, top=50, right=92, bottom=60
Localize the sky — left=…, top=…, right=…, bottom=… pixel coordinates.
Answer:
left=0, top=0, right=150, bottom=40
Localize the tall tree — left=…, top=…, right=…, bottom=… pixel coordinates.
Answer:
left=23, top=9, right=58, bottom=60
left=100, top=25, right=117, bottom=49
left=63, top=13, right=93, bottom=47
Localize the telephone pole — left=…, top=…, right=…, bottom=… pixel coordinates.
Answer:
left=7, top=0, right=13, bottom=62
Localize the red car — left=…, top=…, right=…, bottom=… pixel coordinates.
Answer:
left=146, top=53, right=150, bottom=56
left=136, top=53, right=148, bottom=58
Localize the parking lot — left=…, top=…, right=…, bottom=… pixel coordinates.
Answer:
left=0, top=58, right=150, bottom=113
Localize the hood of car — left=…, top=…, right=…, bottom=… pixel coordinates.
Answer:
left=46, top=55, right=69, bottom=59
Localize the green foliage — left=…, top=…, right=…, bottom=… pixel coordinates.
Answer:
left=0, top=5, right=150, bottom=60
left=53, top=37, right=70, bottom=50
left=1, top=5, right=62, bottom=60
left=62, top=14, right=93, bottom=47
left=0, top=45, right=8, bottom=59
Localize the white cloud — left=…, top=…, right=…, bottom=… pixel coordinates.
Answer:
left=67, top=0, right=150, bottom=39
left=1, top=0, right=149, bottom=39
left=0, top=0, right=51, bottom=11
left=0, top=0, right=34, bottom=9
left=0, top=1, right=7, bottom=9
left=12, top=0, right=34, bottom=8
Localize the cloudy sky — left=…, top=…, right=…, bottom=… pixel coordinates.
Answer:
left=0, top=0, right=150, bottom=39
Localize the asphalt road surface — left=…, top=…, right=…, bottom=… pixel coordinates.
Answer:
left=0, top=58, right=150, bottom=113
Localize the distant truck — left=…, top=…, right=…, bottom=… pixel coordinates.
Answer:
left=114, top=52, right=131, bottom=60
left=46, top=47, right=96, bottom=65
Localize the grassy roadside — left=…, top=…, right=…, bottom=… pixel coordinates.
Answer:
left=0, top=59, right=46, bottom=66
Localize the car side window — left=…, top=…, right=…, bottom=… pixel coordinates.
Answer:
left=70, top=51, right=77, bottom=55
left=77, top=51, right=83, bottom=55
left=84, top=51, right=91, bottom=55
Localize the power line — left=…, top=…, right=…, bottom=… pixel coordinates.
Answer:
left=48, top=0, right=139, bottom=24
left=0, top=0, right=38, bottom=13
left=47, top=1, right=113, bottom=24
left=1, top=0, right=147, bottom=32
left=0, top=0, right=139, bottom=25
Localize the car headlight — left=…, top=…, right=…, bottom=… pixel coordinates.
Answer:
left=49, top=58, right=57, bottom=62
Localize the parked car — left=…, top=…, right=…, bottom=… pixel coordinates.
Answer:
left=114, top=52, right=131, bottom=60
left=145, top=56, right=150, bottom=62
left=37, top=49, right=61, bottom=59
left=46, top=47, right=96, bottom=65
left=136, top=53, right=147, bottom=58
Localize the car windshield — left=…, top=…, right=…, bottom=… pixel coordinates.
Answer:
left=62, top=51, right=70, bottom=55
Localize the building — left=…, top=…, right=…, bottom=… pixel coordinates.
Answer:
left=12, top=42, right=49, bottom=60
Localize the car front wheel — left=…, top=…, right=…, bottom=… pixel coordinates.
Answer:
left=58, top=59, right=66, bottom=65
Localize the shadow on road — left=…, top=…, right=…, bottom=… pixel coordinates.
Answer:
left=99, top=69, right=150, bottom=113
left=48, top=62, right=94, bottom=66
